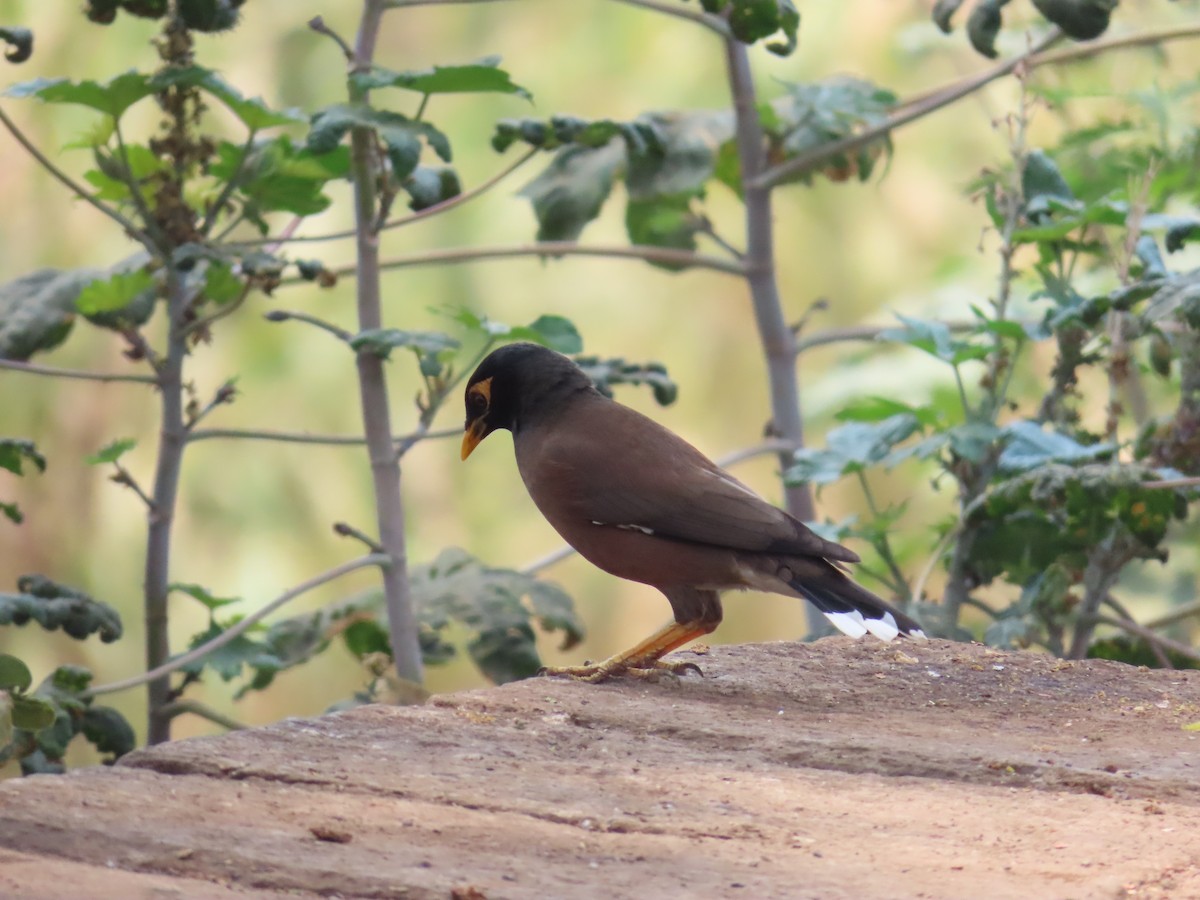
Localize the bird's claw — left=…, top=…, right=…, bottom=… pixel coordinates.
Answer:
left=538, top=657, right=704, bottom=684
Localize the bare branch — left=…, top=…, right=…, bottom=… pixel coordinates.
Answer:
left=1091, top=614, right=1200, bottom=667
left=234, top=149, right=539, bottom=247
left=0, top=104, right=158, bottom=253
left=0, top=358, right=157, bottom=385
left=753, top=30, right=1065, bottom=191
left=161, top=699, right=249, bottom=731
left=84, top=554, right=390, bottom=698
left=187, top=425, right=462, bottom=446
left=290, top=243, right=749, bottom=285
left=611, top=0, right=731, bottom=37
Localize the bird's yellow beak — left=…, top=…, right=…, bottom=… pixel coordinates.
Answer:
left=461, top=419, right=488, bottom=460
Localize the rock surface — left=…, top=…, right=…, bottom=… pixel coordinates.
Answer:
left=2, top=638, right=1199, bottom=899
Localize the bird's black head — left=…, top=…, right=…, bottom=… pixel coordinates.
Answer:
left=460, top=342, right=595, bottom=460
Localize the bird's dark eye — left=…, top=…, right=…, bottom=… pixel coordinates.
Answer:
left=469, top=392, right=488, bottom=414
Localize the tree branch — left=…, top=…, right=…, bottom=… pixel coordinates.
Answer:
left=84, top=554, right=390, bottom=698
left=1091, top=614, right=1200, bottom=667
left=0, top=104, right=158, bottom=253
left=348, top=0, right=425, bottom=685
left=291, top=242, right=748, bottom=285
left=753, top=29, right=1065, bottom=191
left=0, top=358, right=157, bottom=384
left=187, top=425, right=461, bottom=446
left=161, top=699, right=249, bottom=731
left=234, top=148, right=539, bottom=248
left=610, top=0, right=731, bottom=37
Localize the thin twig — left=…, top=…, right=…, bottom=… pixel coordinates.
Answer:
left=0, top=104, right=157, bottom=252
left=334, top=521, right=386, bottom=554
left=0, top=358, right=157, bottom=384
left=753, top=29, right=1065, bottom=191
left=264, top=309, right=353, bottom=342
left=281, top=243, right=748, bottom=286
left=85, top=554, right=390, bottom=698
left=183, top=279, right=254, bottom=338
left=201, top=129, right=258, bottom=236
left=1026, top=22, right=1200, bottom=70
left=911, top=524, right=960, bottom=608
left=185, top=379, right=237, bottom=431
left=793, top=319, right=1037, bottom=355
left=1144, top=600, right=1200, bottom=631
left=1103, top=595, right=1172, bottom=668
left=113, top=119, right=167, bottom=250
left=1091, top=614, right=1200, bottom=666
left=187, top=425, right=462, bottom=446
left=111, top=461, right=156, bottom=512
left=611, top=0, right=731, bottom=37
left=235, top=149, right=539, bottom=247
left=308, top=15, right=355, bottom=61
left=161, top=699, right=249, bottom=731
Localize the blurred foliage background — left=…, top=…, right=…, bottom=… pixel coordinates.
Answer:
left=1, top=0, right=1199, bottom=766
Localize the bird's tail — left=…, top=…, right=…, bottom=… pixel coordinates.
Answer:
left=786, top=562, right=926, bottom=642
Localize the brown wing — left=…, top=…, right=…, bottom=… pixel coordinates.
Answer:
left=515, top=396, right=858, bottom=563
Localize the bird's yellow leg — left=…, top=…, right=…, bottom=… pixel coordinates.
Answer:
left=539, top=620, right=712, bottom=683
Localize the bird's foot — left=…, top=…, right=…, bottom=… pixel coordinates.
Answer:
left=538, top=656, right=704, bottom=684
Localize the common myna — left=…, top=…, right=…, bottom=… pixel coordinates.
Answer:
left=461, top=342, right=925, bottom=682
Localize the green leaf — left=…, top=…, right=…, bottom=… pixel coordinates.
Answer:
left=932, top=0, right=967, bottom=32
left=0, top=575, right=124, bottom=642
left=447, top=309, right=583, bottom=354
left=402, top=165, right=461, bottom=212
left=0, top=654, right=33, bottom=692
left=151, top=66, right=304, bottom=130
left=75, top=270, right=155, bottom=316
left=342, top=619, right=391, bottom=659
left=180, top=619, right=283, bottom=682
left=352, top=57, right=531, bottom=100
left=412, top=548, right=585, bottom=683
left=946, top=422, right=1002, bottom=463
left=625, top=110, right=733, bottom=200
left=878, top=314, right=989, bottom=365
left=493, top=114, right=661, bottom=154
left=307, top=104, right=451, bottom=182
left=209, top=137, right=349, bottom=227
left=997, top=420, right=1115, bottom=472
left=835, top=397, right=940, bottom=427
left=11, top=695, right=57, bottom=732
left=727, top=0, right=799, bottom=56
left=0, top=27, right=33, bottom=64
left=80, top=706, right=137, bottom=760
left=767, top=77, right=896, bottom=185
left=5, top=70, right=158, bottom=118
left=202, top=262, right=244, bottom=306
left=0, top=439, right=46, bottom=476
left=574, top=355, right=677, bottom=406
left=966, top=0, right=1006, bottom=59
left=170, top=582, right=241, bottom=611
left=86, top=438, right=136, bottom=465
left=518, top=143, right=624, bottom=241
left=1031, top=0, right=1115, bottom=40
left=785, top=414, right=924, bottom=486
left=0, top=268, right=85, bottom=361
left=349, top=328, right=460, bottom=362
left=509, top=315, right=583, bottom=354
left=1, top=501, right=22, bottom=525
left=625, top=195, right=700, bottom=259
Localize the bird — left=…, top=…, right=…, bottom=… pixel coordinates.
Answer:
left=461, top=342, right=925, bottom=682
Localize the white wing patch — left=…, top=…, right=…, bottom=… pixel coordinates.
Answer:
left=592, top=521, right=655, bottom=535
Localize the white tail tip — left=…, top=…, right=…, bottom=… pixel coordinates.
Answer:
left=824, top=610, right=869, bottom=639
